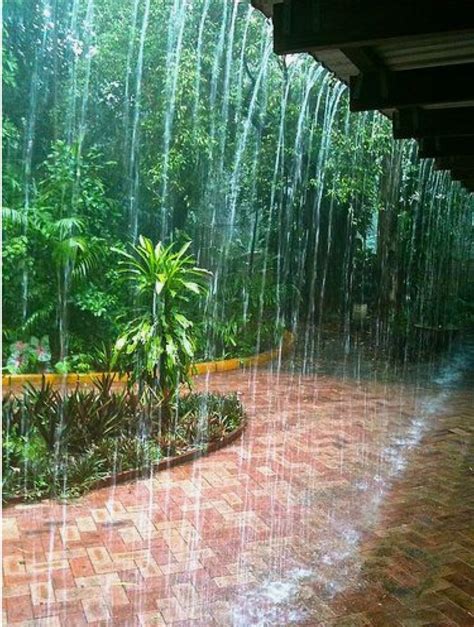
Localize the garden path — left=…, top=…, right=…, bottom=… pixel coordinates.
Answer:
left=2, top=362, right=474, bottom=626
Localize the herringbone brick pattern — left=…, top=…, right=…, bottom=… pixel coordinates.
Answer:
left=2, top=367, right=473, bottom=625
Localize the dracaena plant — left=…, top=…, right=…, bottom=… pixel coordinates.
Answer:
left=113, top=236, right=210, bottom=421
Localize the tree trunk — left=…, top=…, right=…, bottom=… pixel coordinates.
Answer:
left=376, top=144, right=402, bottom=349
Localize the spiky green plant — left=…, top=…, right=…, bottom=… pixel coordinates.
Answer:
left=113, top=237, right=210, bottom=422
left=2, top=379, right=244, bottom=501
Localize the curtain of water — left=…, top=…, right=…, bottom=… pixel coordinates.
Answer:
left=61, top=0, right=96, bottom=360
left=4, top=0, right=472, bottom=364
left=160, top=0, right=188, bottom=236
left=127, top=0, right=150, bottom=242
left=20, top=2, right=52, bottom=322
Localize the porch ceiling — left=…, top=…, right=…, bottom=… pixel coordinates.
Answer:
left=252, top=0, right=474, bottom=193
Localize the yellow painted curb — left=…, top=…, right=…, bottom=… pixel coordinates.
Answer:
left=2, top=331, right=294, bottom=389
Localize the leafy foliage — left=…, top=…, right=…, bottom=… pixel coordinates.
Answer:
left=5, top=337, right=52, bottom=374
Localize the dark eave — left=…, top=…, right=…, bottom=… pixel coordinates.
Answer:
left=252, top=0, right=474, bottom=193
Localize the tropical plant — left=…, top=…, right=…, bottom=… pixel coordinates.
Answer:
left=200, top=243, right=288, bottom=359
left=54, top=352, right=95, bottom=374
left=5, top=336, right=52, bottom=374
left=2, top=141, right=109, bottom=361
left=34, top=142, right=107, bottom=359
left=113, top=237, right=210, bottom=421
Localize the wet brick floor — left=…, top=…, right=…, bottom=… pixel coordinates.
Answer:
left=2, top=365, right=474, bottom=625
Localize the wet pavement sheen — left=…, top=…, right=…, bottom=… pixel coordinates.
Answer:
left=2, top=359, right=474, bottom=626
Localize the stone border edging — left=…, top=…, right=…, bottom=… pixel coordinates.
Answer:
left=2, top=331, right=294, bottom=388
left=91, top=417, right=247, bottom=490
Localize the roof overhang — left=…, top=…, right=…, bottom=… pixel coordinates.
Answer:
left=252, top=0, right=474, bottom=193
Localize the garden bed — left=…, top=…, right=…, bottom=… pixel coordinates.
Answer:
left=3, top=377, right=246, bottom=504
left=4, top=410, right=247, bottom=506
left=3, top=332, right=294, bottom=504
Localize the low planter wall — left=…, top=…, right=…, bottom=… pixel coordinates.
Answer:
left=90, top=418, right=247, bottom=491
left=2, top=330, right=294, bottom=389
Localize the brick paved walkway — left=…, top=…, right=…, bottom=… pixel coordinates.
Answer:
left=2, top=364, right=474, bottom=626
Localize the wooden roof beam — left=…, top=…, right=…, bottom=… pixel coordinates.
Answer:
left=460, top=179, right=474, bottom=192
left=434, top=156, right=474, bottom=171
left=451, top=167, right=474, bottom=181
left=273, top=0, right=474, bottom=54
left=419, top=137, right=474, bottom=158
left=393, top=107, right=474, bottom=139
left=350, top=63, right=474, bottom=111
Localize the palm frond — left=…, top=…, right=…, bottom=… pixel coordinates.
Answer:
left=54, top=216, right=85, bottom=238
left=2, top=207, right=28, bottom=226
left=20, top=306, right=54, bottom=333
